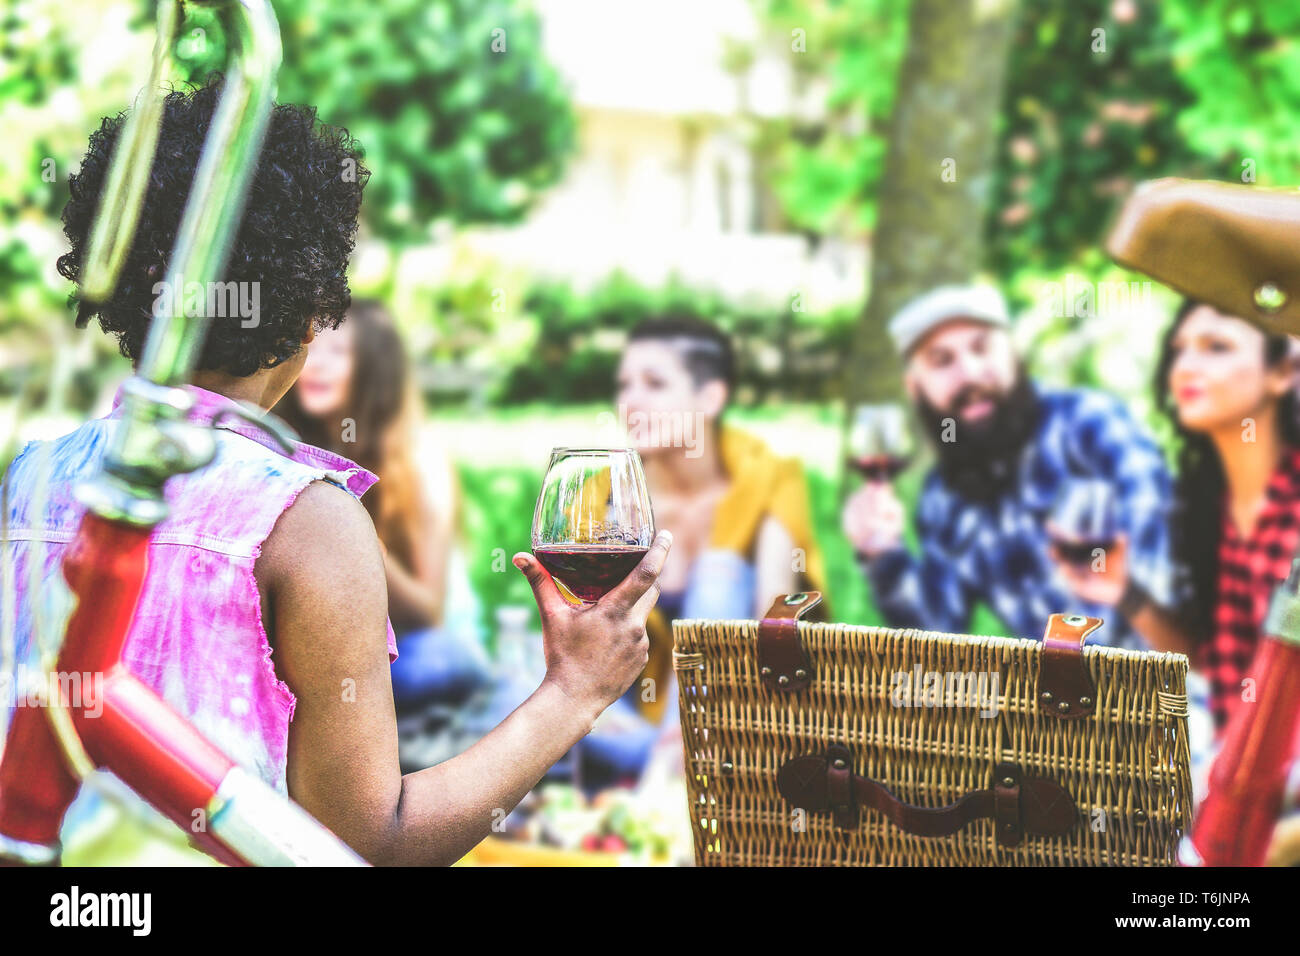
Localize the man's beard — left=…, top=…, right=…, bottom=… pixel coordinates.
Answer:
left=915, top=371, right=1043, bottom=504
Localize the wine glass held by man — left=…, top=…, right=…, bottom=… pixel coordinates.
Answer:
left=1047, top=532, right=1130, bottom=607
left=846, top=403, right=915, bottom=484
left=4, top=75, right=674, bottom=866
left=1045, top=479, right=1124, bottom=605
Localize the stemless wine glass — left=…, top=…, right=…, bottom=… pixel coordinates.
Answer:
left=531, top=448, right=656, bottom=604
left=846, top=403, right=915, bottom=482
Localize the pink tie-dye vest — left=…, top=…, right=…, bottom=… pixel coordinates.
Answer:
left=2, top=383, right=398, bottom=803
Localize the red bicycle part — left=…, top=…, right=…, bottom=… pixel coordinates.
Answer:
left=1187, top=634, right=1300, bottom=866
left=0, top=513, right=242, bottom=865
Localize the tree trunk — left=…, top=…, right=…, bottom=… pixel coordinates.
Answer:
left=847, top=0, right=1019, bottom=405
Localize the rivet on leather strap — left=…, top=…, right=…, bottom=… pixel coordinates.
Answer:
left=756, top=591, right=823, bottom=693
left=1037, top=613, right=1101, bottom=720
left=993, top=762, right=1023, bottom=847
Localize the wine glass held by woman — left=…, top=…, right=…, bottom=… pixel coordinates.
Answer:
left=1051, top=300, right=1300, bottom=670
left=1047, top=531, right=1129, bottom=606
left=531, top=448, right=656, bottom=605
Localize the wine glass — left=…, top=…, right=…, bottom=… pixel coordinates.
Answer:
left=1047, top=480, right=1118, bottom=567
left=846, top=403, right=914, bottom=482
left=531, top=448, right=655, bottom=605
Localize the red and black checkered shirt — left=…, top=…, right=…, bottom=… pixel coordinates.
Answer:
left=1203, top=447, right=1300, bottom=732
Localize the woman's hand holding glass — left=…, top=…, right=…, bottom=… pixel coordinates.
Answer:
left=1048, top=529, right=1129, bottom=606
left=1046, top=480, right=1127, bottom=606
left=511, top=530, right=672, bottom=718
left=511, top=447, right=670, bottom=717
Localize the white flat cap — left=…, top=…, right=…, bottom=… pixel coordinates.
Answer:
left=887, top=284, right=1011, bottom=357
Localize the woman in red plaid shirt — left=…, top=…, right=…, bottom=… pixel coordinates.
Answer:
left=1066, top=298, right=1300, bottom=741
left=1157, top=299, right=1300, bottom=867
left=1152, top=300, right=1300, bottom=734
left=1076, top=298, right=1300, bottom=864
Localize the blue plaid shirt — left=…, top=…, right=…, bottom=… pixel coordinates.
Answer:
left=862, top=384, right=1176, bottom=649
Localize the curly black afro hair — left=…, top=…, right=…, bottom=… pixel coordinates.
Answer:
left=57, top=73, right=370, bottom=377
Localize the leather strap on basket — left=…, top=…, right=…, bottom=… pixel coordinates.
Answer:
left=777, top=746, right=1078, bottom=847
left=1037, top=613, right=1101, bottom=720
left=756, top=591, right=823, bottom=693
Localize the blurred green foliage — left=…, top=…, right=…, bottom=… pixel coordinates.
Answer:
left=456, top=462, right=539, bottom=641
left=752, top=0, right=1300, bottom=296
left=170, top=0, right=576, bottom=242
left=987, top=0, right=1235, bottom=284
left=1163, top=0, right=1300, bottom=181
left=495, top=276, right=857, bottom=407
left=753, top=0, right=909, bottom=236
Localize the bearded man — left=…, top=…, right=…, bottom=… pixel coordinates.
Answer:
left=842, top=285, right=1175, bottom=649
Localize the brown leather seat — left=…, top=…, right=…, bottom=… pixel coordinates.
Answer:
left=1106, top=178, right=1300, bottom=336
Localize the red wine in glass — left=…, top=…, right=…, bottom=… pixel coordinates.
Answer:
left=1049, top=480, right=1118, bottom=568
left=1050, top=537, right=1116, bottom=567
left=847, top=404, right=913, bottom=483
left=531, top=448, right=655, bottom=605
left=847, top=454, right=912, bottom=483
left=532, top=544, right=650, bottom=603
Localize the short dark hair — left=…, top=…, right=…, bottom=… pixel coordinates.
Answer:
left=57, top=72, right=370, bottom=377
left=627, top=315, right=735, bottom=392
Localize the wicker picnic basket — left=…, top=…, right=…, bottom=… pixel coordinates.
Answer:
left=672, top=592, right=1193, bottom=866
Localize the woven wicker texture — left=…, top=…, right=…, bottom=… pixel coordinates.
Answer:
left=673, top=619, right=1192, bottom=866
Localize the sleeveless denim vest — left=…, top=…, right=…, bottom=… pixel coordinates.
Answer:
left=2, top=384, right=398, bottom=808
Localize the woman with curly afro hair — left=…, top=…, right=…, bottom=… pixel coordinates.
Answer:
left=4, top=73, right=671, bottom=865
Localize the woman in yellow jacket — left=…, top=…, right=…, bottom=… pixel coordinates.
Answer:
left=579, top=317, right=825, bottom=786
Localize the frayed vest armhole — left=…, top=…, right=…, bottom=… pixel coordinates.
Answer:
left=245, top=472, right=340, bottom=729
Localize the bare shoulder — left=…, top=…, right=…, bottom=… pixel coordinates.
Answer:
left=257, top=478, right=389, bottom=680
left=259, top=479, right=382, bottom=590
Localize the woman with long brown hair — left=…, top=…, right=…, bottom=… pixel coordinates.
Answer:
left=275, top=298, right=490, bottom=708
